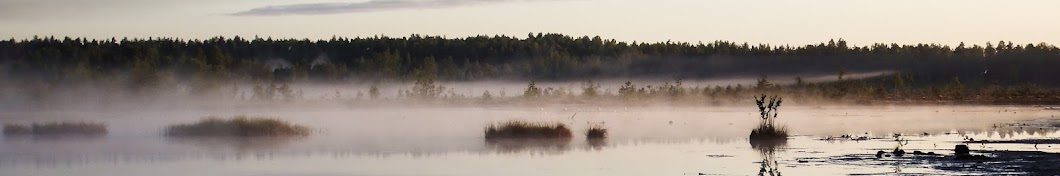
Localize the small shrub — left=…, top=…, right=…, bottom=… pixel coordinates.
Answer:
left=523, top=82, right=542, bottom=98
left=368, top=85, right=380, bottom=99
left=581, top=80, right=601, bottom=98
left=165, top=116, right=310, bottom=137
left=3, top=122, right=108, bottom=136
left=407, top=76, right=446, bottom=99
left=484, top=121, right=572, bottom=139
left=750, top=94, right=788, bottom=141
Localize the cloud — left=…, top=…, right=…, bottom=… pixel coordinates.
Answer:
left=232, top=0, right=547, bottom=16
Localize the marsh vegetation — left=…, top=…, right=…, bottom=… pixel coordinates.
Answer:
left=749, top=94, right=787, bottom=141
left=164, top=116, right=310, bottom=137
left=2, top=122, right=107, bottom=136
left=484, top=121, right=572, bottom=139
left=585, top=124, right=608, bottom=139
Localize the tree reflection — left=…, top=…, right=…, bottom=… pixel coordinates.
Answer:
left=750, top=138, right=786, bottom=176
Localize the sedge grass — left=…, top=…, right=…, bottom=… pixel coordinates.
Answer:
left=484, top=121, right=572, bottom=139
left=165, top=116, right=310, bottom=137
left=3, top=122, right=107, bottom=136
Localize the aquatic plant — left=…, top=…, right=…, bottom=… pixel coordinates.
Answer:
left=750, top=94, right=788, bottom=141
left=484, top=121, right=572, bottom=139
left=750, top=123, right=789, bottom=140
left=164, top=116, right=310, bottom=137
left=2, top=122, right=108, bottom=136
left=585, top=124, right=608, bottom=139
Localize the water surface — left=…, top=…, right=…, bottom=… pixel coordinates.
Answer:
left=2, top=105, right=1058, bottom=175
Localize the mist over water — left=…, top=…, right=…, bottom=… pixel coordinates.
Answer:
left=2, top=76, right=1060, bottom=175
left=3, top=99, right=1058, bottom=175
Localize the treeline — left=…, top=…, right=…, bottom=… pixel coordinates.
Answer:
left=2, top=34, right=1060, bottom=89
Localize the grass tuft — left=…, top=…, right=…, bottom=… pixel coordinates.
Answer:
left=585, top=125, right=608, bottom=139
left=484, top=121, right=572, bottom=139
left=2, top=122, right=108, bottom=136
left=749, top=124, right=789, bottom=154
left=165, top=116, right=310, bottom=137
left=749, top=123, right=788, bottom=141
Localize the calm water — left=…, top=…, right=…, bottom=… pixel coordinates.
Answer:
left=2, top=105, right=1058, bottom=175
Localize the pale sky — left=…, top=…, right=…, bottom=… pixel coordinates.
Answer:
left=2, top=0, right=1059, bottom=46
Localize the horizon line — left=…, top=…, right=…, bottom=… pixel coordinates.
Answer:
left=4, top=34, right=1053, bottom=47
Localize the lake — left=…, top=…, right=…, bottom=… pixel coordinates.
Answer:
left=2, top=105, right=1058, bottom=175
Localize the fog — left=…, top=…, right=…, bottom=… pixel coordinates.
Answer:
left=4, top=74, right=1059, bottom=175
left=3, top=104, right=1053, bottom=160
left=0, top=70, right=892, bottom=111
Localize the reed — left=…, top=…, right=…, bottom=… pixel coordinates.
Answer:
left=165, top=116, right=310, bottom=137
left=2, top=122, right=108, bottom=136
left=484, top=120, right=572, bottom=139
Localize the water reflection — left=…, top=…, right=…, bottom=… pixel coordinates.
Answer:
left=484, top=138, right=573, bottom=155
left=165, top=136, right=306, bottom=152
left=3, top=106, right=1058, bottom=176
left=587, top=138, right=607, bottom=151
left=750, top=139, right=786, bottom=176
left=983, top=123, right=1060, bottom=138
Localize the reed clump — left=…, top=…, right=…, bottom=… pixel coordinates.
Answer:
left=484, top=121, right=572, bottom=139
left=164, top=116, right=310, bottom=137
left=2, top=122, right=108, bottom=136
left=585, top=125, right=608, bottom=139
left=750, top=123, right=788, bottom=140
left=749, top=94, right=789, bottom=141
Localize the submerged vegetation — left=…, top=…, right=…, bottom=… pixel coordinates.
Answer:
left=164, top=116, right=310, bottom=137
left=2, top=122, right=108, bottom=136
left=484, top=121, right=572, bottom=139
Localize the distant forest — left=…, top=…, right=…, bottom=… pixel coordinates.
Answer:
left=4, top=33, right=1060, bottom=104
left=2, top=33, right=1060, bottom=87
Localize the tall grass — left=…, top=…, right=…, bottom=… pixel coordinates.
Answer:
left=164, top=116, right=310, bottom=137
left=484, top=121, right=572, bottom=139
left=2, top=122, right=107, bottom=136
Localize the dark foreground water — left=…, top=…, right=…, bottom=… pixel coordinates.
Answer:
left=2, top=105, right=1059, bottom=175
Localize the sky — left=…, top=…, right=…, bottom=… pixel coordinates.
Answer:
left=2, top=0, right=1060, bottom=46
